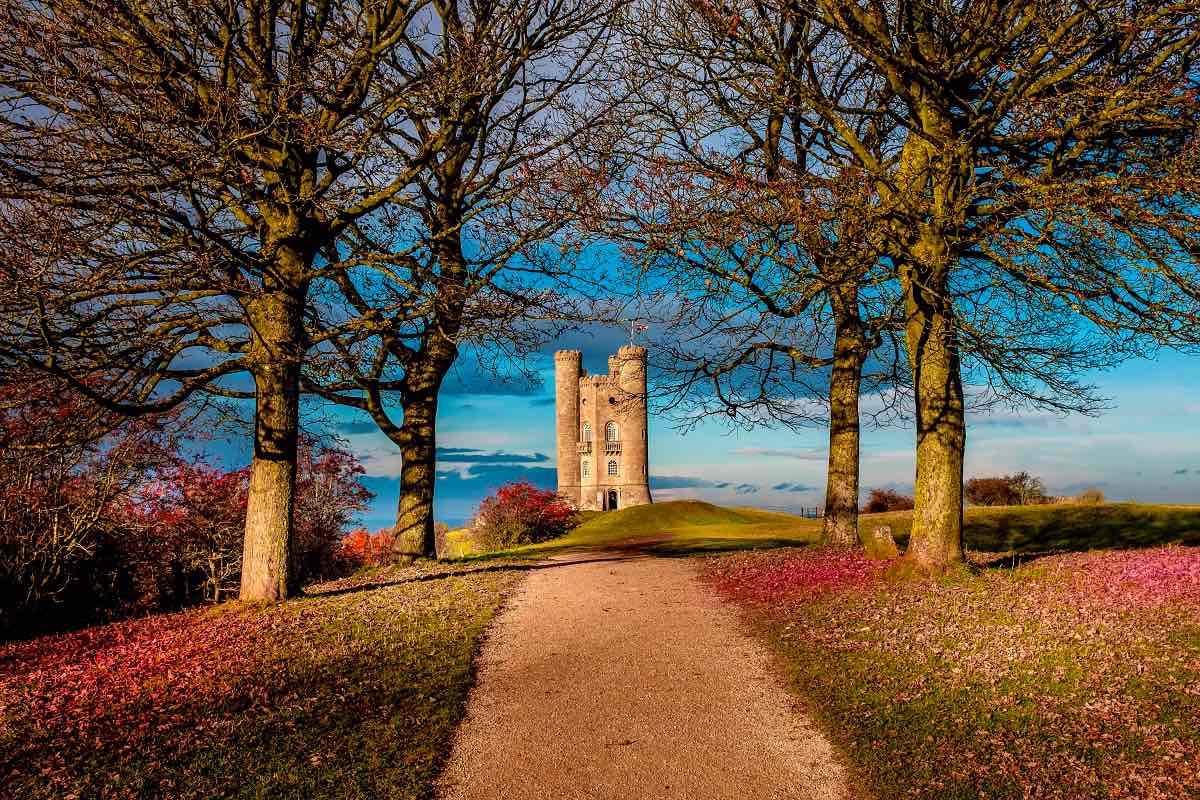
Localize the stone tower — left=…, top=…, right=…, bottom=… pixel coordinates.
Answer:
left=554, top=346, right=652, bottom=511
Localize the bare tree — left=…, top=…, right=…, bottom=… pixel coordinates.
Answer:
left=0, top=0, right=442, bottom=599
left=304, top=0, right=621, bottom=560
left=583, top=0, right=904, bottom=547
left=590, top=0, right=1198, bottom=572
left=775, top=0, right=1200, bottom=573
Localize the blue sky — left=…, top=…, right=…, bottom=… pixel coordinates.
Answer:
left=324, top=337, right=1200, bottom=530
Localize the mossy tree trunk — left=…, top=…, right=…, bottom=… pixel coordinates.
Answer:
left=392, top=227, right=465, bottom=561
left=240, top=258, right=308, bottom=600
left=392, top=365, right=447, bottom=561
left=821, top=296, right=867, bottom=548
left=900, top=252, right=966, bottom=572
left=893, top=115, right=968, bottom=574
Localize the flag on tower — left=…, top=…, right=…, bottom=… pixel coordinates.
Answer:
left=628, top=319, right=649, bottom=344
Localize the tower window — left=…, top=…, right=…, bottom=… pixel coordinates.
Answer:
left=582, top=423, right=592, bottom=442
left=607, top=460, right=618, bottom=476
left=605, top=422, right=618, bottom=442
left=582, top=460, right=590, bottom=478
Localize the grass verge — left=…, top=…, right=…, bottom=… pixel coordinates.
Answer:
left=0, top=561, right=525, bottom=800
left=700, top=545, right=1200, bottom=800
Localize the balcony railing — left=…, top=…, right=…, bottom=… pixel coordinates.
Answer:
left=579, top=440, right=621, bottom=454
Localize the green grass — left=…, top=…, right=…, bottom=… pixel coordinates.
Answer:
left=475, top=500, right=823, bottom=559
left=863, top=502, right=1200, bottom=553
left=703, top=546, right=1200, bottom=799
left=460, top=499, right=1200, bottom=563
left=0, top=560, right=526, bottom=799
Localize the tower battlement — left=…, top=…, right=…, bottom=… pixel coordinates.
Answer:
left=554, top=348, right=652, bottom=512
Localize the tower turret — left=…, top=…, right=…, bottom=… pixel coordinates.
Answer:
left=554, top=350, right=582, bottom=507
left=615, top=346, right=652, bottom=506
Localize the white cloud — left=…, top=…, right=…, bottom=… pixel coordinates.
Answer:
left=732, top=447, right=826, bottom=460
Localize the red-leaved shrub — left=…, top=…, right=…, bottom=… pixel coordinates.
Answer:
left=0, top=371, right=373, bottom=635
left=122, top=462, right=251, bottom=609
left=0, top=371, right=182, bottom=631
left=124, top=439, right=372, bottom=607
left=292, top=443, right=376, bottom=579
left=965, top=476, right=1019, bottom=506
left=473, top=481, right=576, bottom=549
left=336, top=527, right=397, bottom=569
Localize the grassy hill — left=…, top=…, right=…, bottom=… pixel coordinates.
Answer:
left=497, top=500, right=823, bottom=557
left=470, top=499, right=1200, bottom=560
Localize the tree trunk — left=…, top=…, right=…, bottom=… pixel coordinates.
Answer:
left=889, top=101, right=969, bottom=575
left=393, top=388, right=440, bottom=561
left=392, top=217, right=465, bottom=561
left=821, top=310, right=864, bottom=548
left=899, top=248, right=966, bottom=574
left=239, top=289, right=305, bottom=601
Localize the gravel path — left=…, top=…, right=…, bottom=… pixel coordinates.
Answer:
left=437, top=550, right=849, bottom=800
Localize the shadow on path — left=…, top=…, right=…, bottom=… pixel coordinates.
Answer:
left=305, top=552, right=647, bottom=600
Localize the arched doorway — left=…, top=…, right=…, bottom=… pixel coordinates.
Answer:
left=607, top=490, right=618, bottom=511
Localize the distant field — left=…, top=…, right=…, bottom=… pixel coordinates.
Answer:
left=865, top=502, right=1200, bottom=554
